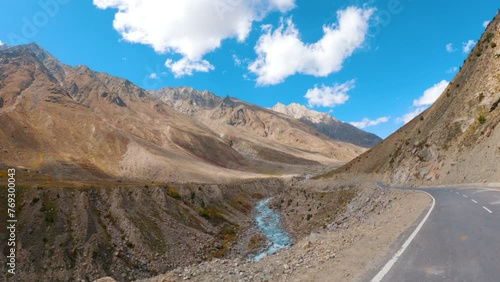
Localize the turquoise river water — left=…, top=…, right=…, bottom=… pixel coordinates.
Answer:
left=253, top=198, right=292, bottom=261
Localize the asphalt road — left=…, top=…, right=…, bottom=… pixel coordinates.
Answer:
left=372, top=185, right=500, bottom=282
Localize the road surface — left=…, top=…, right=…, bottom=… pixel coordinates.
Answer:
left=371, top=185, right=500, bottom=282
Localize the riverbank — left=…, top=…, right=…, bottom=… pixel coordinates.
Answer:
left=132, top=183, right=430, bottom=282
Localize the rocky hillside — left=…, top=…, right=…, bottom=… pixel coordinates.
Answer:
left=329, top=11, right=500, bottom=185
left=0, top=169, right=287, bottom=282
left=0, top=43, right=365, bottom=183
left=271, top=103, right=382, bottom=148
left=150, top=87, right=365, bottom=165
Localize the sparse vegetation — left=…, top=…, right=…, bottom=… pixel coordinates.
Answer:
left=166, top=187, right=181, bottom=199
left=125, top=241, right=135, bottom=248
left=31, top=196, right=40, bottom=204
left=40, top=200, right=56, bottom=223
left=222, top=226, right=236, bottom=236
left=492, top=42, right=497, bottom=48
left=485, top=32, right=495, bottom=43
left=478, top=115, right=487, bottom=124
left=197, top=207, right=223, bottom=221
left=212, top=225, right=239, bottom=258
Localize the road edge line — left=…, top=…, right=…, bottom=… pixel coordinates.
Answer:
left=371, top=190, right=436, bottom=282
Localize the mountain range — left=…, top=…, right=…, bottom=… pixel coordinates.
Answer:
left=0, top=43, right=371, bottom=183
left=271, top=102, right=382, bottom=148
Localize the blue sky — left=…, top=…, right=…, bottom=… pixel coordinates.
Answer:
left=0, top=0, right=498, bottom=138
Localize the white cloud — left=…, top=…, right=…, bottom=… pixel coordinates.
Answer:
left=350, top=116, right=389, bottom=129
left=413, top=80, right=449, bottom=106
left=397, top=107, right=426, bottom=124
left=304, top=80, right=355, bottom=108
left=483, top=21, right=490, bottom=28
left=0, top=40, right=3, bottom=46
left=249, top=7, right=375, bottom=85
left=232, top=54, right=242, bottom=66
left=165, top=58, right=214, bottom=77
left=397, top=80, right=449, bottom=124
left=93, top=0, right=295, bottom=77
left=445, top=43, right=455, bottom=53
left=149, top=73, right=158, bottom=80
left=462, top=40, right=476, bottom=53
left=446, top=66, right=458, bottom=74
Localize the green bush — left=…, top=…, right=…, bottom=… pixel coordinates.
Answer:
left=197, top=208, right=223, bottom=220
left=31, top=196, right=40, bottom=205
left=478, top=115, right=486, bottom=125
left=166, top=187, right=181, bottom=199
left=485, top=32, right=494, bottom=43
left=222, top=226, right=236, bottom=236
left=197, top=208, right=210, bottom=218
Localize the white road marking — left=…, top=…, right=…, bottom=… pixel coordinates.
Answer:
left=483, top=206, right=493, bottom=214
left=462, top=194, right=468, bottom=198
left=371, top=191, right=436, bottom=282
left=490, top=200, right=500, bottom=205
left=456, top=192, right=460, bottom=195
left=472, top=188, right=500, bottom=194
left=471, top=199, right=478, bottom=204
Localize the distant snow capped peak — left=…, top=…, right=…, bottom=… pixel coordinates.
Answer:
left=271, top=102, right=382, bottom=148
left=271, top=102, right=336, bottom=124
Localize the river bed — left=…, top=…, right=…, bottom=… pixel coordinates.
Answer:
left=253, top=198, right=292, bottom=261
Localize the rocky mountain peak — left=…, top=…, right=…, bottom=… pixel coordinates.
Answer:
left=271, top=102, right=382, bottom=148
left=271, top=102, right=335, bottom=124
left=4, top=43, right=68, bottom=83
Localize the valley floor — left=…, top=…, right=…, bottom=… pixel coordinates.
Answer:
left=131, top=186, right=430, bottom=282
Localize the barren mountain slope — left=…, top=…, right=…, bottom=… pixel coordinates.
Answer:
left=0, top=44, right=364, bottom=182
left=271, top=103, right=382, bottom=148
left=330, top=12, right=500, bottom=185
left=151, top=88, right=366, bottom=165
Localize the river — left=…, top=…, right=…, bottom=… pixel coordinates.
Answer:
left=253, top=198, right=292, bottom=261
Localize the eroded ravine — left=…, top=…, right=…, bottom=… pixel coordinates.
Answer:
left=253, top=198, right=292, bottom=261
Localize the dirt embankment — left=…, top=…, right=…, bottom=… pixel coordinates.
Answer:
left=0, top=174, right=287, bottom=282
left=135, top=181, right=431, bottom=282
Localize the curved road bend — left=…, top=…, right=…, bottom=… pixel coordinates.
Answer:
left=370, top=184, right=500, bottom=282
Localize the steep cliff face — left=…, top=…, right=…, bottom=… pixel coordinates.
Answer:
left=0, top=43, right=364, bottom=183
left=331, top=12, right=500, bottom=185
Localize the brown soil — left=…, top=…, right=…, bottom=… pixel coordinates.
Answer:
left=132, top=183, right=430, bottom=282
